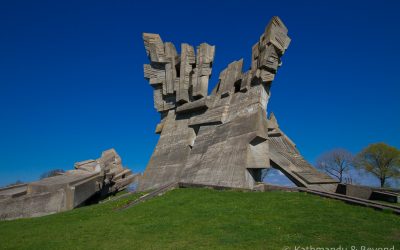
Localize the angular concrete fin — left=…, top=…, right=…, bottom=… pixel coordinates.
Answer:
left=164, top=42, right=178, bottom=95
left=268, top=112, right=279, bottom=129
left=263, top=16, right=291, bottom=54
left=142, top=33, right=166, bottom=63
left=251, top=42, right=260, bottom=72
left=143, top=64, right=165, bottom=86
left=177, top=43, right=195, bottom=104
left=219, top=59, right=243, bottom=95
left=193, top=43, right=215, bottom=98
left=259, top=44, right=280, bottom=73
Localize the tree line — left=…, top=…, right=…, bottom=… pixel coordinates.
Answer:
left=315, top=142, right=400, bottom=187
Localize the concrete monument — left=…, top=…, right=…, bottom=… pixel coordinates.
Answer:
left=0, top=149, right=137, bottom=220
left=139, top=16, right=339, bottom=192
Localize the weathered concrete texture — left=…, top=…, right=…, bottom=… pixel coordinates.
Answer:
left=143, top=32, right=215, bottom=111
left=0, top=184, right=27, bottom=200
left=0, top=149, right=137, bottom=220
left=139, top=16, right=338, bottom=192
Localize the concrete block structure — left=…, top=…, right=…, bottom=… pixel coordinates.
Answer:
left=139, top=16, right=339, bottom=192
left=0, top=149, right=137, bottom=220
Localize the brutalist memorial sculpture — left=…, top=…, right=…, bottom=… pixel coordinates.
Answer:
left=139, top=17, right=339, bottom=192
left=0, top=149, right=137, bottom=220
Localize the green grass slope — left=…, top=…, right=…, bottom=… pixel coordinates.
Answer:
left=0, top=188, right=399, bottom=249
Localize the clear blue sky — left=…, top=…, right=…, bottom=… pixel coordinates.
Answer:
left=1, top=0, right=399, bottom=187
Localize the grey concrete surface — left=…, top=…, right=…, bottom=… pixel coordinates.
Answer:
left=138, top=16, right=339, bottom=192
left=0, top=149, right=136, bottom=220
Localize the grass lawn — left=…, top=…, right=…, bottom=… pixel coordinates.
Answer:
left=0, top=188, right=399, bottom=249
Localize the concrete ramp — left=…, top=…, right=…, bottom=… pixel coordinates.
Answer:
left=268, top=133, right=339, bottom=192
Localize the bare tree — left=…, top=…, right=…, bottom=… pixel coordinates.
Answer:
left=354, top=143, right=400, bottom=187
left=40, top=169, right=65, bottom=179
left=260, top=168, right=273, bottom=182
left=315, top=149, right=354, bottom=183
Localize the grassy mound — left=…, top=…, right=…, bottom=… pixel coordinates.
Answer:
left=0, top=188, right=399, bottom=249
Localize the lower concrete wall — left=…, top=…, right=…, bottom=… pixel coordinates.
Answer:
left=336, top=184, right=372, bottom=200
left=0, top=189, right=66, bottom=220
left=371, top=191, right=399, bottom=203
left=336, top=184, right=399, bottom=203
left=71, top=176, right=100, bottom=208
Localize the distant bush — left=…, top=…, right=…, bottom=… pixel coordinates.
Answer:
left=4, top=180, right=24, bottom=188
left=40, top=169, right=65, bottom=179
